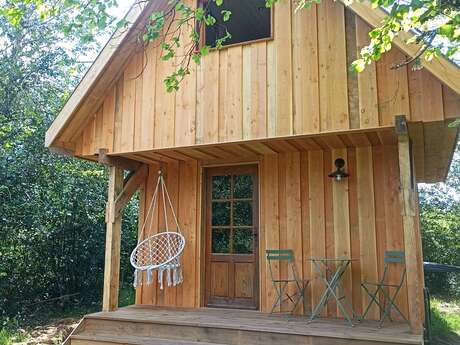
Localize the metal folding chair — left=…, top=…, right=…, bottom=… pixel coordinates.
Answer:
left=266, top=249, right=308, bottom=314
left=361, top=251, right=408, bottom=327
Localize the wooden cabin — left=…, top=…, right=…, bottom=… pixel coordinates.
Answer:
left=46, top=0, right=460, bottom=344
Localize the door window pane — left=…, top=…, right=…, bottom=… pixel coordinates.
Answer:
left=233, top=201, right=253, bottom=226
left=234, top=174, right=253, bottom=199
left=233, top=228, right=253, bottom=254
left=212, top=175, right=231, bottom=199
left=212, top=202, right=231, bottom=226
left=212, top=228, right=231, bottom=253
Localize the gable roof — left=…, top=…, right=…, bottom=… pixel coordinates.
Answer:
left=45, top=0, right=170, bottom=149
left=45, top=0, right=460, bottom=150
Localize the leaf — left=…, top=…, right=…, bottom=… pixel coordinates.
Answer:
left=221, top=10, right=231, bottom=22
left=351, top=59, right=366, bottom=73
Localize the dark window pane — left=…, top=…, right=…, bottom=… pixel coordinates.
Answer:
left=234, top=201, right=252, bottom=226
left=212, top=202, right=231, bottom=226
left=212, top=175, right=231, bottom=199
left=212, top=228, right=230, bottom=253
left=233, top=228, right=253, bottom=254
left=234, top=174, right=253, bottom=199
left=205, top=0, right=271, bottom=48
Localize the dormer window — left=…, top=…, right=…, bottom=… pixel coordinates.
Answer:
left=201, top=0, right=272, bottom=48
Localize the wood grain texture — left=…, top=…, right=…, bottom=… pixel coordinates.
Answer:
left=121, top=144, right=420, bottom=329
left=71, top=3, right=455, bottom=166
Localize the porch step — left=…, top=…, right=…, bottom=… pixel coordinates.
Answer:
left=70, top=334, right=227, bottom=345
left=69, top=306, right=422, bottom=345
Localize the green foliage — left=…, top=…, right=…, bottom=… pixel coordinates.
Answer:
left=430, top=298, right=460, bottom=343
left=0, top=0, right=138, bottom=322
left=354, top=0, right=460, bottom=72
left=419, top=145, right=460, bottom=299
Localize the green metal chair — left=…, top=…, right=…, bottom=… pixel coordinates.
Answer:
left=361, top=250, right=408, bottom=327
left=266, top=249, right=308, bottom=314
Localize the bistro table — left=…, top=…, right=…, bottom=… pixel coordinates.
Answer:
left=307, top=257, right=358, bottom=326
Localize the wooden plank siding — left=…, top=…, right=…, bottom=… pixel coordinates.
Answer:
left=134, top=144, right=417, bottom=325
left=73, top=2, right=457, bottom=158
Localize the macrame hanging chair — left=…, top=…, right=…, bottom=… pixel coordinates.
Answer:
left=130, top=171, right=185, bottom=289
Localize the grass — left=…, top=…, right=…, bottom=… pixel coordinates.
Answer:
left=0, top=286, right=135, bottom=345
left=430, top=298, right=460, bottom=345
left=0, top=320, right=28, bottom=345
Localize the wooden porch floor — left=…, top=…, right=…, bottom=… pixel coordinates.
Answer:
left=67, top=305, right=423, bottom=345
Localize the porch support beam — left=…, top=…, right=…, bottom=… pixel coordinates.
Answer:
left=103, top=166, right=124, bottom=312
left=112, top=164, right=149, bottom=221
left=98, top=148, right=141, bottom=172
left=396, top=115, right=424, bottom=334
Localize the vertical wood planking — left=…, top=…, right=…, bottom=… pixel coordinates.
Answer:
left=154, top=43, right=175, bottom=148
left=262, top=155, right=280, bottom=312
left=345, top=10, right=360, bottom=129
left=251, top=43, right=267, bottom=139
left=274, top=0, right=293, bottom=136
left=277, top=154, right=288, bottom=311
left=300, top=152, right=311, bottom=311
left=112, top=77, right=124, bottom=152
left=218, top=50, right=228, bottom=142
left=242, top=46, right=252, bottom=140
left=94, top=107, right=103, bottom=151
left=177, top=161, right=198, bottom=307
left=409, top=69, right=444, bottom=122
left=318, top=0, right=349, bottom=131
left=347, top=147, right=362, bottom=315
left=81, top=115, right=95, bottom=156
left=175, top=41, right=197, bottom=147
left=332, top=149, right=352, bottom=317
left=443, top=86, right=460, bottom=119
left=225, top=46, right=243, bottom=141
left=356, top=146, right=379, bottom=319
left=308, top=150, right=326, bottom=315
left=376, top=49, right=410, bottom=125
left=292, top=4, right=319, bottom=134
left=285, top=152, right=303, bottom=314
left=267, top=41, right=276, bottom=137
left=102, top=86, right=116, bottom=151
left=355, top=18, right=379, bottom=128
left=164, top=161, right=180, bottom=306
left=324, top=150, right=336, bottom=316
left=133, top=52, right=144, bottom=151
left=120, top=54, right=139, bottom=152
left=137, top=43, right=156, bottom=151
left=200, top=52, right=220, bottom=143
left=372, top=146, right=387, bottom=286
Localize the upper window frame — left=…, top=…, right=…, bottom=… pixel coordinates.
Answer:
left=197, top=0, right=274, bottom=50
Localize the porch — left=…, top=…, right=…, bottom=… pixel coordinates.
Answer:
left=66, top=305, right=423, bottom=345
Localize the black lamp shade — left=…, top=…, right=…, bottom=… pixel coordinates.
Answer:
left=328, top=158, right=349, bottom=181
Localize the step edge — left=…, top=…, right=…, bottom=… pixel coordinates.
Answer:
left=83, top=316, right=423, bottom=345
left=71, top=334, right=227, bottom=345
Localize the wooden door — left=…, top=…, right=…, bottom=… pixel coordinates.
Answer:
left=205, top=165, right=259, bottom=309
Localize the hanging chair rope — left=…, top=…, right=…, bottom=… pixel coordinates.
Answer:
left=130, top=171, right=185, bottom=290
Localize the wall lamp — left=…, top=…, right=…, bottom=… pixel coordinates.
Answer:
left=328, top=158, right=349, bottom=182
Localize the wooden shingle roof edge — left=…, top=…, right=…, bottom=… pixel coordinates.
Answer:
left=45, top=0, right=171, bottom=149
left=45, top=0, right=460, bottom=149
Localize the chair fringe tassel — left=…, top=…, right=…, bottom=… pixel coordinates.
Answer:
left=133, top=258, right=183, bottom=290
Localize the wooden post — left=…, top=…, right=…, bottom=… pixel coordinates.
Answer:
left=396, top=115, right=424, bottom=334
left=103, top=166, right=124, bottom=312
